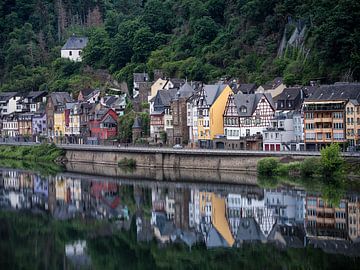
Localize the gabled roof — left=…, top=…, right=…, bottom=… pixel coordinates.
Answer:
left=79, top=88, right=99, bottom=99
left=24, top=91, right=47, bottom=100
left=237, top=83, right=257, bottom=94
left=132, top=117, right=142, bottom=129
left=234, top=93, right=274, bottom=117
left=203, top=84, right=228, bottom=105
left=155, top=89, right=178, bottom=107
left=61, top=36, right=88, bottom=50
left=174, top=82, right=195, bottom=99
left=167, top=78, right=185, bottom=88
left=133, top=73, right=149, bottom=83
left=50, top=92, right=73, bottom=106
left=0, top=92, right=19, bottom=103
left=275, top=87, right=302, bottom=101
left=305, top=83, right=360, bottom=102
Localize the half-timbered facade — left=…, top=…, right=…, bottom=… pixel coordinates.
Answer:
left=190, top=84, right=233, bottom=148
left=223, top=93, right=275, bottom=139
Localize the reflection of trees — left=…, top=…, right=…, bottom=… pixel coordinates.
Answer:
left=0, top=159, right=63, bottom=176
left=258, top=174, right=346, bottom=207
left=1, top=211, right=359, bottom=270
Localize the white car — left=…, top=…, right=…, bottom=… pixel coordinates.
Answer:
left=173, top=144, right=183, bottom=149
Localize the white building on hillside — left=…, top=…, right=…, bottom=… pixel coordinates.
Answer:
left=61, top=35, right=88, bottom=62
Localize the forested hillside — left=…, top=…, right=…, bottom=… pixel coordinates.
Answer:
left=0, top=0, right=359, bottom=96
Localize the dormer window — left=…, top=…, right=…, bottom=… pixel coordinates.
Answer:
left=240, top=106, right=247, bottom=113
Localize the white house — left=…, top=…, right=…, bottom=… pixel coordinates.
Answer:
left=0, top=92, right=22, bottom=116
left=223, top=93, right=275, bottom=139
left=61, top=36, right=88, bottom=62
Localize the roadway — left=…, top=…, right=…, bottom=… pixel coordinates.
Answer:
left=1, top=141, right=360, bottom=157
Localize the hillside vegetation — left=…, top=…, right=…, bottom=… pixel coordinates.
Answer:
left=0, top=0, right=359, bottom=96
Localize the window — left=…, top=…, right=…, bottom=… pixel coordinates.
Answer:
left=326, top=133, right=331, bottom=139
left=69, top=51, right=72, bottom=56
left=317, top=133, right=323, bottom=140
left=240, top=106, right=247, bottom=113
left=333, top=122, right=344, bottom=129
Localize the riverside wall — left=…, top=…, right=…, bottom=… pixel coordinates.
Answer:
left=61, top=145, right=342, bottom=172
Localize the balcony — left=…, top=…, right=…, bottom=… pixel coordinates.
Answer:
left=314, top=117, right=332, bottom=123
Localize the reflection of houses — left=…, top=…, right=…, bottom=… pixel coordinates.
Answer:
left=348, top=195, right=360, bottom=241
left=32, top=175, right=49, bottom=210
left=152, top=187, right=166, bottom=212
left=265, top=189, right=305, bottom=224
left=151, top=212, right=176, bottom=243
left=205, top=194, right=235, bottom=248
left=235, top=218, right=266, bottom=245
left=268, top=224, right=305, bottom=248
left=189, top=189, right=200, bottom=229
left=65, top=240, right=91, bottom=268
left=305, top=195, right=348, bottom=240
left=90, top=181, right=125, bottom=219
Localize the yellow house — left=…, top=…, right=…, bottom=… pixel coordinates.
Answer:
left=196, top=84, right=233, bottom=148
left=54, top=111, right=66, bottom=137
left=150, top=78, right=167, bottom=100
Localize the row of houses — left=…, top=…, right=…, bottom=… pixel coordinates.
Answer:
left=148, top=77, right=360, bottom=151
left=0, top=89, right=126, bottom=144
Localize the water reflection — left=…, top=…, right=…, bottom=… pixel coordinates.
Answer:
left=0, top=167, right=359, bottom=261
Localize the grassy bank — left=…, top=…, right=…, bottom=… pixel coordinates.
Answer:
left=0, top=144, right=64, bottom=163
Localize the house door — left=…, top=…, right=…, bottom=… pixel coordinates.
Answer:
left=270, top=144, right=275, bottom=151
left=276, top=144, right=281, bottom=151
left=265, top=144, right=269, bottom=151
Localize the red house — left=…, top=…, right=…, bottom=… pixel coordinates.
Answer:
left=88, top=108, right=118, bottom=140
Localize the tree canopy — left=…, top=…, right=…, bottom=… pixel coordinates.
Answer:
left=0, top=0, right=359, bottom=94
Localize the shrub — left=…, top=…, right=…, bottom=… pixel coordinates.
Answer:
left=300, top=157, right=321, bottom=177
left=320, top=144, right=344, bottom=177
left=118, top=158, right=137, bottom=168
left=257, top=158, right=279, bottom=176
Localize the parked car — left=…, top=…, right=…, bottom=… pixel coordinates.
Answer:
left=173, top=144, right=183, bottom=149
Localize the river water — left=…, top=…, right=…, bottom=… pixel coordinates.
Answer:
left=0, top=163, right=359, bottom=269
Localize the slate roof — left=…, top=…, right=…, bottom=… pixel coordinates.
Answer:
left=50, top=92, right=73, bottom=106
left=305, top=83, right=360, bottom=102
left=237, top=83, right=257, bottom=94
left=132, top=117, right=142, bottom=129
left=24, top=91, right=47, bottom=100
left=203, top=84, right=228, bottom=105
left=79, top=88, right=97, bottom=98
left=156, top=89, right=178, bottom=107
left=61, top=36, right=88, bottom=50
left=167, top=78, right=185, bottom=88
left=275, top=87, right=302, bottom=101
left=0, top=92, right=19, bottom=103
left=174, top=82, right=195, bottom=99
left=133, top=73, right=149, bottom=83
left=234, top=93, right=274, bottom=117
left=236, top=218, right=266, bottom=243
